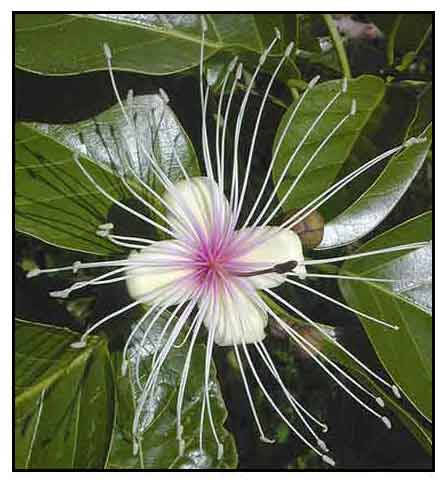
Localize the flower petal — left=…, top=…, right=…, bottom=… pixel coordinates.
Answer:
left=126, top=240, right=194, bottom=304
left=164, top=177, right=231, bottom=241
left=202, top=280, right=267, bottom=346
left=235, top=227, right=306, bottom=289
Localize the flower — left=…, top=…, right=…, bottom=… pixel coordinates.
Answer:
left=28, top=17, right=428, bottom=467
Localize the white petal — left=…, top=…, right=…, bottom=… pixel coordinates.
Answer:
left=126, top=240, right=193, bottom=304
left=202, top=281, right=267, bottom=346
left=236, top=227, right=306, bottom=289
left=164, top=177, right=231, bottom=239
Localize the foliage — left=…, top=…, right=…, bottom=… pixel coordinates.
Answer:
left=15, top=13, right=432, bottom=470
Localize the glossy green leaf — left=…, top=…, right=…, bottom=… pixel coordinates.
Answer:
left=339, top=212, right=432, bottom=420
left=15, top=13, right=295, bottom=76
left=15, top=93, right=200, bottom=255
left=318, top=123, right=431, bottom=249
left=272, top=75, right=385, bottom=213
left=15, top=320, right=115, bottom=469
left=106, top=310, right=237, bottom=469
left=263, top=295, right=432, bottom=454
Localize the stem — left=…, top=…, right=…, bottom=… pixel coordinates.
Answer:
left=387, top=14, right=403, bottom=66
left=322, top=14, right=352, bottom=79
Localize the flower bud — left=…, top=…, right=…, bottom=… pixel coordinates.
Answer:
left=283, top=210, right=325, bottom=249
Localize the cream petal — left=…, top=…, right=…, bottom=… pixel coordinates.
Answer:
left=202, top=281, right=268, bottom=346
left=163, top=177, right=231, bottom=239
left=235, top=227, right=306, bottom=289
left=126, top=240, right=194, bottom=304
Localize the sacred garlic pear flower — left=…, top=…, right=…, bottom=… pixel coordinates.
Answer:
left=28, top=17, right=429, bottom=467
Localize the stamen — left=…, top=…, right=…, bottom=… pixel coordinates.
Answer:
left=286, top=279, right=399, bottom=330
left=264, top=289, right=399, bottom=395
left=234, top=39, right=295, bottom=226
left=250, top=81, right=344, bottom=228
left=303, top=242, right=428, bottom=266
left=234, top=343, right=274, bottom=443
left=280, top=139, right=427, bottom=231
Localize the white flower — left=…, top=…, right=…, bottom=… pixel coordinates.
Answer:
left=29, top=17, right=428, bottom=467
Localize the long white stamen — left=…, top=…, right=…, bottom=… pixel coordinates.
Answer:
left=133, top=295, right=198, bottom=437
left=241, top=341, right=334, bottom=465
left=135, top=301, right=186, bottom=389
left=243, top=75, right=320, bottom=229
left=233, top=343, right=274, bottom=443
left=203, top=291, right=224, bottom=459
left=264, top=302, right=390, bottom=427
left=49, top=266, right=132, bottom=298
left=73, top=154, right=175, bottom=238
left=234, top=41, right=294, bottom=226
left=304, top=273, right=402, bottom=283
left=220, top=62, right=243, bottom=194
left=261, top=106, right=354, bottom=228
left=286, top=279, right=399, bottom=330
left=103, top=44, right=176, bottom=195
left=252, top=82, right=344, bottom=228
left=264, top=288, right=400, bottom=396
left=215, top=57, right=238, bottom=191
left=72, top=293, right=155, bottom=349
left=281, top=137, right=427, bottom=231
left=26, top=258, right=140, bottom=279
left=302, top=243, right=428, bottom=266
left=230, top=33, right=281, bottom=220
left=256, top=341, right=328, bottom=431
left=254, top=341, right=329, bottom=449
left=198, top=17, right=215, bottom=181
left=121, top=302, right=165, bottom=376
left=176, top=306, right=206, bottom=454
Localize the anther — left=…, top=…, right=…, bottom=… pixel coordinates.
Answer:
left=178, top=438, right=185, bottom=456
left=70, top=339, right=87, bottom=349
left=236, top=63, right=243, bottom=80
left=342, top=77, right=348, bottom=93
left=49, top=289, right=71, bottom=299
left=274, top=27, right=281, bottom=39
left=350, top=99, right=357, bottom=116
left=404, top=136, right=427, bottom=147
left=260, top=435, right=275, bottom=444
left=159, top=88, right=170, bottom=105
left=375, top=397, right=385, bottom=408
left=121, top=359, right=128, bottom=377
left=217, top=443, right=224, bottom=460
left=318, top=439, right=329, bottom=452
left=321, top=424, right=329, bottom=433
left=26, top=268, right=41, bottom=279
left=200, top=15, right=208, bottom=32
left=285, top=41, right=295, bottom=57
left=72, top=261, right=82, bottom=274
left=228, top=56, right=239, bottom=72
left=99, top=222, right=114, bottom=231
left=392, top=385, right=401, bottom=399
left=322, top=454, right=336, bottom=466
left=103, top=43, right=112, bottom=60
left=382, top=416, right=392, bottom=429
left=132, top=438, right=139, bottom=456
left=308, top=75, right=320, bottom=89
left=392, top=325, right=400, bottom=331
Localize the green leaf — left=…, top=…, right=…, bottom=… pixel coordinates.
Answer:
left=339, top=212, right=432, bottom=420
left=318, top=123, right=431, bottom=249
left=106, top=310, right=237, bottom=469
left=272, top=75, right=385, bottom=213
left=15, top=13, right=296, bottom=76
left=263, top=295, right=432, bottom=454
left=15, top=320, right=115, bottom=469
left=15, top=93, right=200, bottom=255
